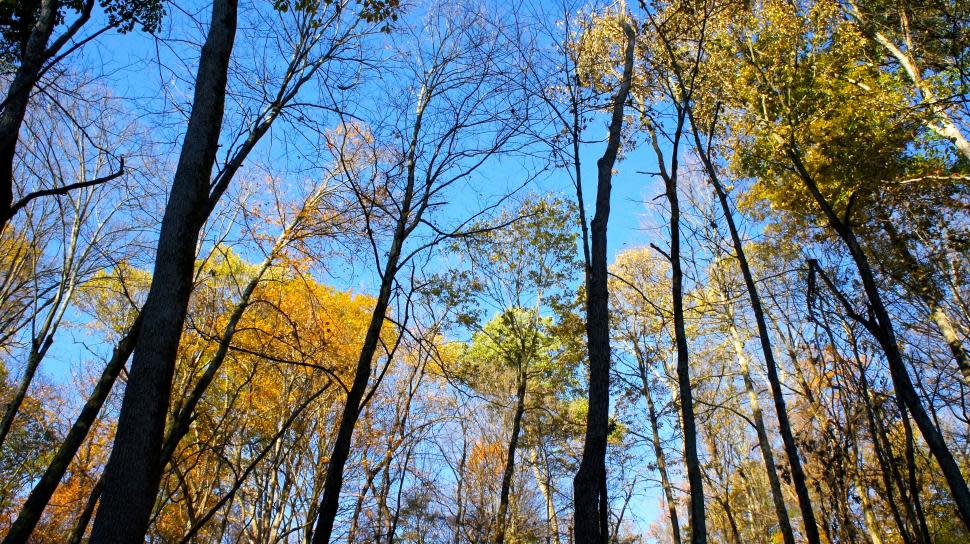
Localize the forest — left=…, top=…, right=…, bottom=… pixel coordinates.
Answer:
left=0, top=0, right=968, bottom=543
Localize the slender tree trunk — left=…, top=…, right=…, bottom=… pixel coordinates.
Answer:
left=900, top=406, right=932, bottom=543
left=573, top=20, right=635, bottom=544
left=309, top=227, right=403, bottom=544
left=532, top=448, right=561, bottom=544
left=787, top=144, right=970, bottom=530
left=687, top=108, right=820, bottom=544
left=878, top=217, right=970, bottom=384
left=494, top=365, right=528, bottom=544
left=66, top=474, right=104, bottom=544
left=634, top=349, right=682, bottom=544
left=88, top=2, right=238, bottom=541
left=726, top=316, right=795, bottom=544
left=2, top=316, right=141, bottom=544
left=0, top=337, right=51, bottom=448
left=659, top=112, right=707, bottom=543
left=454, top=424, right=468, bottom=544
left=158, top=252, right=279, bottom=471
left=857, top=481, right=883, bottom=544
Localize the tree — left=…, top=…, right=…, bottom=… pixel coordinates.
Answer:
left=570, top=7, right=636, bottom=543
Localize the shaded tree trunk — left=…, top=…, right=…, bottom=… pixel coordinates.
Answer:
left=2, top=316, right=141, bottom=544
left=88, top=1, right=238, bottom=541
left=0, top=0, right=58, bottom=233
left=788, top=143, right=970, bottom=529
left=572, top=19, right=635, bottom=544
left=309, top=193, right=407, bottom=544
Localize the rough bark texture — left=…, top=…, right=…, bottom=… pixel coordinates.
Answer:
left=88, top=1, right=238, bottom=541
left=572, top=20, right=635, bottom=544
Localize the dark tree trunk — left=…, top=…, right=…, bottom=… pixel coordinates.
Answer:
left=787, top=144, right=970, bottom=530
left=665, top=156, right=707, bottom=544
left=66, top=474, right=103, bottom=544
left=572, top=20, right=635, bottom=544
left=88, top=1, right=238, bottom=541
left=310, top=202, right=407, bottom=543
left=0, top=336, right=52, bottom=448
left=494, top=365, right=528, bottom=544
left=687, top=110, right=819, bottom=544
left=0, top=0, right=58, bottom=233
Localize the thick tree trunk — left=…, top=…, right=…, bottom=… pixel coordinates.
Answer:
left=494, top=366, right=528, bottom=544
left=2, top=316, right=141, bottom=544
left=787, top=145, right=970, bottom=530
left=572, top=20, right=635, bottom=544
left=687, top=108, right=820, bottom=544
left=88, top=1, right=238, bottom=541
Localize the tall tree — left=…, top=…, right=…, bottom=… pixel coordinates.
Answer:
left=87, top=0, right=240, bottom=539
left=571, top=9, right=635, bottom=544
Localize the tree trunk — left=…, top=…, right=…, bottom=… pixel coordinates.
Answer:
left=0, top=337, right=52, bottom=448
left=309, top=222, right=403, bottom=544
left=494, top=365, right=528, bottom=544
left=726, top=316, right=795, bottom=544
left=573, top=20, right=635, bottom=544
left=66, top=474, right=104, bottom=544
left=88, top=1, right=238, bottom=541
left=634, top=348, right=682, bottom=544
left=787, top=144, right=970, bottom=530
left=687, top=107, right=820, bottom=544
left=0, top=0, right=58, bottom=233
left=663, top=117, right=707, bottom=543
left=532, top=448, right=561, bottom=544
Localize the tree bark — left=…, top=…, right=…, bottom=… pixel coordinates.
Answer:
left=572, top=19, right=635, bottom=544
left=0, top=0, right=58, bottom=233
left=634, top=350, right=682, bottom=544
left=687, top=107, right=820, bottom=544
left=726, top=315, right=795, bottom=544
left=88, top=1, right=238, bottom=541
left=309, top=187, right=408, bottom=544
